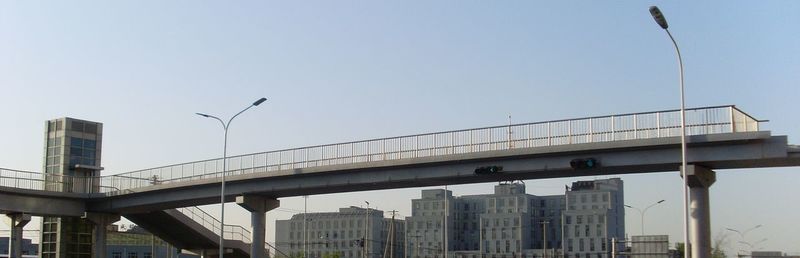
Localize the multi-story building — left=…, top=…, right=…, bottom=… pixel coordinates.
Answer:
left=275, top=206, right=405, bottom=258
left=406, top=178, right=624, bottom=258
left=563, top=179, right=625, bottom=258
left=40, top=118, right=105, bottom=258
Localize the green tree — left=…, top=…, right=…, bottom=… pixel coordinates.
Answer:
left=323, top=251, right=342, bottom=258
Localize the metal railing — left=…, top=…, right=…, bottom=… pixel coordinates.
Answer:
left=0, top=168, right=121, bottom=193
left=175, top=206, right=252, bottom=243
left=100, top=105, right=760, bottom=192
left=1, top=105, right=761, bottom=195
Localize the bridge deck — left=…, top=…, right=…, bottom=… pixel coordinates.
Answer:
left=0, top=105, right=763, bottom=196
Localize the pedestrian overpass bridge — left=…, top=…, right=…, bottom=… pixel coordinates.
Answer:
left=1, top=105, right=799, bottom=258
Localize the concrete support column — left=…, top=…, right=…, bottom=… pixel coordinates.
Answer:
left=84, top=212, right=121, bottom=258
left=685, top=165, right=716, bottom=258
left=236, top=195, right=280, bottom=258
left=3, top=213, right=31, bottom=258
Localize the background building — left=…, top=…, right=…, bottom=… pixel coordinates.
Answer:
left=40, top=118, right=104, bottom=258
left=106, top=226, right=190, bottom=258
left=275, top=206, right=405, bottom=258
left=563, top=179, right=625, bottom=258
left=629, top=235, right=669, bottom=258
left=0, top=236, right=38, bottom=256
left=405, top=178, right=624, bottom=258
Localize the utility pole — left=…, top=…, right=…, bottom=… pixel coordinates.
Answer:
left=391, top=210, right=398, bottom=258
left=408, top=235, right=422, bottom=258
left=444, top=186, right=449, bottom=258
left=305, top=196, right=309, bottom=258
left=541, top=221, right=549, bottom=258
left=365, top=201, right=371, bottom=258
left=385, top=210, right=399, bottom=258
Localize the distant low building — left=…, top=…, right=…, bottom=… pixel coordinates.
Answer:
left=752, top=252, right=800, bottom=258
left=275, top=206, right=405, bottom=258
left=106, top=227, right=194, bottom=258
left=629, top=235, right=669, bottom=258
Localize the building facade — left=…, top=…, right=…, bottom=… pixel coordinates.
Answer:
left=405, top=178, right=624, bottom=258
left=106, top=230, right=189, bottom=258
left=40, top=118, right=104, bottom=258
left=563, top=179, right=625, bottom=258
left=275, top=207, right=405, bottom=258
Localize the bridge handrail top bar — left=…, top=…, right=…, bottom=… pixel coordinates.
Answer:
left=108, top=105, right=750, bottom=178
left=0, top=167, right=41, bottom=174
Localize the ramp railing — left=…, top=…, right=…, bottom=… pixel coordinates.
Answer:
left=176, top=206, right=251, bottom=243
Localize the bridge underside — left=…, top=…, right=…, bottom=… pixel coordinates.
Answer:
left=124, top=210, right=251, bottom=258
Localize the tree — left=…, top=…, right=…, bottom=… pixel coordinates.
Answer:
left=674, top=231, right=729, bottom=258
left=323, top=252, right=342, bottom=258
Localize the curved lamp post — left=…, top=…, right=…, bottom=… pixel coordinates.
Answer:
left=648, top=6, right=689, bottom=258
left=727, top=225, right=764, bottom=256
left=196, top=97, right=267, bottom=258
left=625, top=199, right=666, bottom=235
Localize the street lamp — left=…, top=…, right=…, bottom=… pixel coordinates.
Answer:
left=727, top=225, right=764, bottom=256
left=196, top=97, right=267, bottom=258
left=725, top=225, right=763, bottom=240
left=624, top=199, right=666, bottom=235
left=648, top=6, right=689, bottom=258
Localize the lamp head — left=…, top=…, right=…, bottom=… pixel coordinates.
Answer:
left=253, top=97, right=267, bottom=106
left=196, top=113, right=211, bottom=118
left=649, top=6, right=669, bottom=29
left=624, top=205, right=633, bottom=208
left=657, top=200, right=665, bottom=204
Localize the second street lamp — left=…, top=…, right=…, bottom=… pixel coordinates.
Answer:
left=196, top=97, right=267, bottom=258
left=625, top=199, right=666, bottom=236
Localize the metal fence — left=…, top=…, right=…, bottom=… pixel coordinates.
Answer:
left=175, top=206, right=252, bottom=243
left=100, top=105, right=760, bottom=192
left=1, top=105, right=760, bottom=194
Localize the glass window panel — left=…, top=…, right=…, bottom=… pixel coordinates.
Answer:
left=71, top=137, right=83, bottom=147
left=84, top=150, right=95, bottom=158
left=71, top=147, right=83, bottom=157
left=84, top=140, right=96, bottom=149
left=70, top=156, right=81, bottom=166
left=71, top=121, right=84, bottom=132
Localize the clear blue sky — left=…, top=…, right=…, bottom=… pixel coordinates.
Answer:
left=1, top=1, right=798, bottom=255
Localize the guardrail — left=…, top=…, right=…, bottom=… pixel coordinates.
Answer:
left=0, top=168, right=122, bottom=193
left=176, top=206, right=251, bottom=243
left=1, top=105, right=760, bottom=194
left=102, top=105, right=760, bottom=192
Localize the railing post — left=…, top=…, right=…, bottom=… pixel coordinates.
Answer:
left=729, top=106, right=736, bottom=133
left=633, top=114, right=638, bottom=139
left=588, top=118, right=593, bottom=143
left=657, top=112, right=661, bottom=137
left=567, top=121, right=572, bottom=144
left=611, top=115, right=615, bottom=141
left=415, top=137, right=419, bottom=158
left=547, top=122, right=552, bottom=146
left=470, top=130, right=474, bottom=152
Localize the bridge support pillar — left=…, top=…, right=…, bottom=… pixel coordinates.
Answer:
left=3, top=213, right=31, bottom=258
left=236, top=195, right=280, bottom=258
left=84, top=212, right=121, bottom=258
left=685, top=165, right=716, bottom=258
